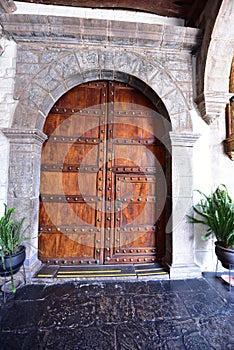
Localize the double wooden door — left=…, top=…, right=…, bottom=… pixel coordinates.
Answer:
left=39, top=81, right=167, bottom=265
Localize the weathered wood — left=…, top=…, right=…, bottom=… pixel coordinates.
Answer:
left=39, top=81, right=166, bottom=265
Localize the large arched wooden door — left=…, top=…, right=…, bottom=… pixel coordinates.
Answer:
left=39, top=81, right=168, bottom=265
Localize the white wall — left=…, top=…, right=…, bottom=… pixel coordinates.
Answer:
left=0, top=34, right=17, bottom=215
left=192, top=107, right=234, bottom=271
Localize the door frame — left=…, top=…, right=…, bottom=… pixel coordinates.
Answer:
left=3, top=70, right=201, bottom=279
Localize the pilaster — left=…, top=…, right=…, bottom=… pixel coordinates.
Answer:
left=2, top=128, right=47, bottom=276
left=163, top=132, right=202, bottom=278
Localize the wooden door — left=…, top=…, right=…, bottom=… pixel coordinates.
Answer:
left=39, top=81, right=167, bottom=265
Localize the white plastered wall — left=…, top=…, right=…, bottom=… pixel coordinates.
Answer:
left=0, top=33, right=17, bottom=216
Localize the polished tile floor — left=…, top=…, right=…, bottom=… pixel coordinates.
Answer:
left=0, top=275, right=234, bottom=350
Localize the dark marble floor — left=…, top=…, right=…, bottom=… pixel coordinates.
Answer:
left=0, top=275, right=234, bottom=350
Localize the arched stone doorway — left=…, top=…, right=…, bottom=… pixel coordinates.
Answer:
left=3, top=50, right=201, bottom=278
left=38, top=80, right=171, bottom=266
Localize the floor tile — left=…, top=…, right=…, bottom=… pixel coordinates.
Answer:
left=0, top=276, right=234, bottom=350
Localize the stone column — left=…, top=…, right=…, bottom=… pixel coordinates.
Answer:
left=2, top=128, right=47, bottom=277
left=165, top=132, right=202, bottom=278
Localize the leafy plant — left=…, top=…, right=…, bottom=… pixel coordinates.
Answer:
left=0, top=203, right=29, bottom=292
left=187, top=184, right=234, bottom=248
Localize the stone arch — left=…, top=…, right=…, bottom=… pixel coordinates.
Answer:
left=12, top=50, right=191, bottom=132
left=6, top=48, right=201, bottom=279
left=196, top=0, right=234, bottom=123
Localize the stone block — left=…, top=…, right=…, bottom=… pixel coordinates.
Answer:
left=83, top=69, right=101, bottom=83
left=12, top=103, right=38, bottom=128
left=99, top=51, right=115, bottom=69
left=19, top=83, right=54, bottom=119
left=49, top=16, right=82, bottom=43
left=165, top=52, right=190, bottom=64
left=19, top=83, right=48, bottom=109
left=40, top=47, right=70, bottom=64
left=17, top=50, right=39, bottom=64
left=113, top=71, right=130, bottom=84
left=53, top=53, right=81, bottom=80
left=8, top=152, right=34, bottom=198
left=182, top=27, right=203, bottom=51
left=82, top=18, right=107, bottom=44
left=83, top=34, right=106, bottom=44
left=151, top=70, right=176, bottom=99
left=83, top=18, right=107, bottom=31
left=49, top=82, right=68, bottom=103
left=35, top=112, right=46, bottom=131
left=109, top=20, right=137, bottom=46
left=7, top=14, right=50, bottom=39
left=75, top=50, right=100, bottom=72
left=161, top=26, right=185, bottom=50
left=65, top=73, right=84, bottom=90
left=110, top=20, right=137, bottom=33
left=137, top=23, right=164, bottom=48
left=133, top=58, right=158, bottom=83
left=162, top=89, right=187, bottom=116
left=100, top=69, right=114, bottom=80
left=34, top=65, right=63, bottom=92
left=14, top=74, right=32, bottom=100
left=170, top=70, right=192, bottom=83
left=9, top=145, right=40, bottom=198
left=110, top=36, right=136, bottom=47
left=114, top=51, right=129, bottom=71
left=177, top=111, right=193, bottom=131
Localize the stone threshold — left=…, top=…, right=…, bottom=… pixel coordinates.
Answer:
left=34, top=263, right=169, bottom=281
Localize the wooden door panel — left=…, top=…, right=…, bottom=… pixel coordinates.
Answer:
left=39, top=80, right=167, bottom=265
left=39, top=234, right=57, bottom=258
left=119, top=231, right=156, bottom=248
left=103, top=82, right=166, bottom=264
left=55, top=84, right=106, bottom=109
left=39, top=233, right=95, bottom=260
left=39, top=81, right=108, bottom=264
left=112, top=118, right=162, bottom=139
left=120, top=203, right=157, bottom=225
left=55, top=233, right=95, bottom=259
left=40, top=171, right=97, bottom=196
left=42, top=143, right=99, bottom=165
left=114, top=145, right=162, bottom=168
left=114, top=84, right=153, bottom=109
left=39, top=202, right=97, bottom=226
left=117, top=175, right=155, bottom=200
left=44, top=114, right=101, bottom=138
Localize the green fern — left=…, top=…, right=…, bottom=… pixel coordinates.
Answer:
left=0, top=204, right=30, bottom=292
left=187, top=185, right=234, bottom=248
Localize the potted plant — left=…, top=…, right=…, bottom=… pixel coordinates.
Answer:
left=187, top=184, right=234, bottom=269
left=0, top=203, right=29, bottom=293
